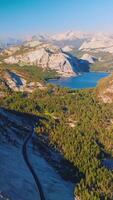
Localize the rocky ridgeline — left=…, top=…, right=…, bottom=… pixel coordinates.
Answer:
left=29, top=31, right=113, bottom=54
left=79, top=33, right=113, bottom=53
left=3, top=41, right=80, bottom=76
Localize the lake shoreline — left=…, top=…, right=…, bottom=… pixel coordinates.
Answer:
left=47, top=72, right=110, bottom=89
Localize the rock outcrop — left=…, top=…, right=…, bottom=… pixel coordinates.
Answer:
left=1, top=70, right=45, bottom=93
left=79, top=33, right=113, bottom=53
left=62, top=46, right=74, bottom=52
left=81, top=54, right=98, bottom=64
left=3, top=42, right=81, bottom=76
left=2, top=41, right=89, bottom=76
left=1, top=46, right=20, bottom=56
left=97, top=74, right=113, bottom=103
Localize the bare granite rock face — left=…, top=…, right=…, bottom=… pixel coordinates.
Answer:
left=1, top=46, right=20, bottom=56
left=3, top=70, right=45, bottom=93
left=81, top=54, right=98, bottom=64
left=4, top=41, right=80, bottom=76
left=0, top=108, right=75, bottom=200
left=79, top=33, right=113, bottom=53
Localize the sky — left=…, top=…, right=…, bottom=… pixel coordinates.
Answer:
left=0, top=0, right=113, bottom=37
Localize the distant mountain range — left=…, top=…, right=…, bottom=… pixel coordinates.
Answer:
left=0, top=37, right=24, bottom=49
left=1, top=31, right=113, bottom=77
left=1, top=31, right=113, bottom=53
left=29, top=31, right=113, bottom=52
left=30, top=31, right=92, bottom=49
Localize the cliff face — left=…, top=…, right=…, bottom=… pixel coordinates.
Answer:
left=3, top=42, right=80, bottom=76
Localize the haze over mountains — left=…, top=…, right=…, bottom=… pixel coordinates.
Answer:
left=1, top=31, right=113, bottom=50
left=0, top=37, right=23, bottom=49
left=1, top=31, right=113, bottom=57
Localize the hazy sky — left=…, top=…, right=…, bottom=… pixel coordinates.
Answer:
left=0, top=0, right=113, bottom=37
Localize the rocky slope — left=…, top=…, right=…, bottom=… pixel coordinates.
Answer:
left=97, top=74, right=113, bottom=103
left=0, top=108, right=74, bottom=200
left=81, top=54, right=98, bottom=64
left=2, top=31, right=113, bottom=75
left=79, top=33, right=113, bottom=53
left=30, top=31, right=113, bottom=53
left=62, top=45, right=74, bottom=52
left=0, top=40, right=91, bottom=76
left=3, top=41, right=81, bottom=76
left=0, top=68, right=46, bottom=95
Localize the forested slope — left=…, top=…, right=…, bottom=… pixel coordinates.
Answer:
left=1, top=83, right=113, bottom=200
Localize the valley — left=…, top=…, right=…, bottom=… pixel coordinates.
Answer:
left=1, top=0, right=113, bottom=198
left=0, top=77, right=113, bottom=199
left=0, top=32, right=113, bottom=200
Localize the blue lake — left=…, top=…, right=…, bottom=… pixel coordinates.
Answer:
left=48, top=72, right=109, bottom=89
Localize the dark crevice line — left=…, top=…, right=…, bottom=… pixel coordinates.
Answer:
left=22, top=127, right=46, bottom=200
